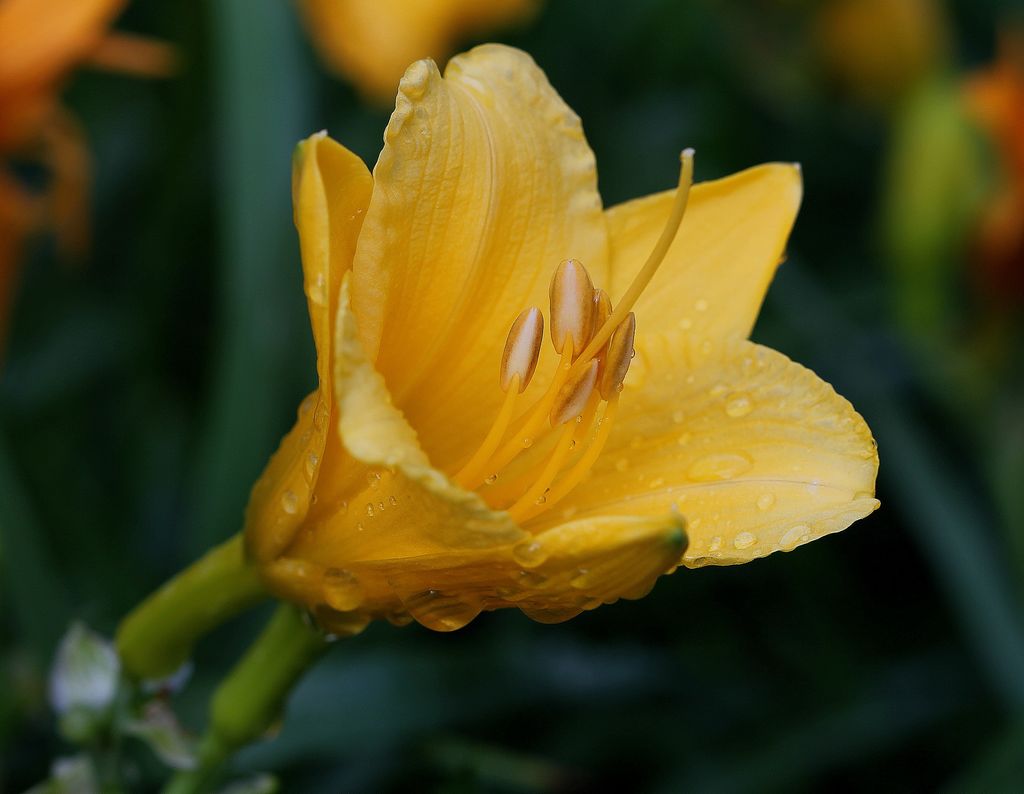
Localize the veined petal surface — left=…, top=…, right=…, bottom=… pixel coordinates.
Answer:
left=351, top=44, right=608, bottom=471
left=605, top=163, right=802, bottom=343
left=541, top=332, right=879, bottom=564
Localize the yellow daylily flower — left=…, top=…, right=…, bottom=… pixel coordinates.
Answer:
left=297, top=0, right=538, bottom=102
left=245, top=44, right=879, bottom=634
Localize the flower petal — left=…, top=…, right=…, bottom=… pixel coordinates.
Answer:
left=281, top=274, right=525, bottom=566
left=350, top=44, right=608, bottom=471
left=542, top=332, right=879, bottom=564
left=605, top=163, right=802, bottom=342
left=244, top=134, right=371, bottom=563
left=265, top=512, right=684, bottom=631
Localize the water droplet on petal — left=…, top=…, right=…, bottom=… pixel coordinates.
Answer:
left=517, top=570, right=548, bottom=588
left=687, top=452, right=753, bottom=482
left=404, top=590, right=480, bottom=631
left=366, top=470, right=381, bottom=488
left=569, top=568, right=592, bottom=589
left=725, top=394, right=753, bottom=418
left=305, top=452, right=319, bottom=479
left=513, top=540, right=547, bottom=568
left=484, top=474, right=498, bottom=485
left=522, top=437, right=534, bottom=449
left=365, top=503, right=374, bottom=517
left=322, top=568, right=364, bottom=612
left=780, top=524, right=811, bottom=551
left=757, top=494, right=776, bottom=511
left=389, top=495, right=398, bottom=506
left=733, top=532, right=757, bottom=550
left=281, top=490, right=298, bottom=515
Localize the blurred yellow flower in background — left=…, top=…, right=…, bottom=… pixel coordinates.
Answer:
left=816, top=0, right=946, bottom=106
left=297, top=0, right=538, bottom=101
left=244, top=44, right=879, bottom=634
left=0, top=0, right=173, bottom=354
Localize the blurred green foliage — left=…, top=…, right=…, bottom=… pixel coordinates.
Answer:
left=2, top=0, right=1024, bottom=791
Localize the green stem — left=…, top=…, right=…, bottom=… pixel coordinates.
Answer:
left=116, top=533, right=266, bottom=679
left=163, top=604, right=329, bottom=794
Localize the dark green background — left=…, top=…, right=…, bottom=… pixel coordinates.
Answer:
left=3, top=0, right=1024, bottom=791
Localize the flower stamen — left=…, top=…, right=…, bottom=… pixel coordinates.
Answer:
left=570, top=149, right=693, bottom=376
left=456, top=151, right=694, bottom=520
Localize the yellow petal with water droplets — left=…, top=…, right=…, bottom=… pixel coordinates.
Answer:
left=244, top=134, right=371, bottom=563
left=350, top=44, right=608, bottom=472
left=537, top=332, right=879, bottom=564
left=271, top=511, right=683, bottom=631
left=605, top=163, right=802, bottom=343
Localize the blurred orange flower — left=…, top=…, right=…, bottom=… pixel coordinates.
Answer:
left=964, top=31, right=1024, bottom=306
left=0, top=0, right=174, bottom=354
left=297, top=0, right=539, bottom=101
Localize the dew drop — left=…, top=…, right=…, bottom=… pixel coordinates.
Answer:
left=534, top=495, right=547, bottom=505
left=322, top=568, right=364, bottom=612
left=725, top=394, right=753, bottom=418
left=484, top=474, right=498, bottom=485
left=338, top=500, right=348, bottom=515
left=305, top=452, right=319, bottom=478
left=517, top=570, right=548, bottom=588
left=569, top=567, right=592, bottom=589
left=522, top=437, right=534, bottom=449
left=513, top=540, right=547, bottom=568
left=404, top=590, right=480, bottom=631
left=708, top=536, right=722, bottom=552
left=356, top=522, right=365, bottom=532
left=733, top=532, right=757, bottom=550
left=309, top=272, right=327, bottom=305
left=378, top=501, right=385, bottom=511
left=780, top=524, right=811, bottom=551
left=687, top=452, right=753, bottom=482
left=365, top=503, right=374, bottom=517
left=756, top=493, right=776, bottom=511
left=389, top=495, right=398, bottom=506
left=366, top=470, right=382, bottom=488
left=281, top=490, right=298, bottom=515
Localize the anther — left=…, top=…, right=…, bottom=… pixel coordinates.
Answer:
left=500, top=307, right=543, bottom=393
left=550, top=359, right=599, bottom=426
left=549, top=259, right=595, bottom=356
left=599, top=312, right=636, bottom=399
